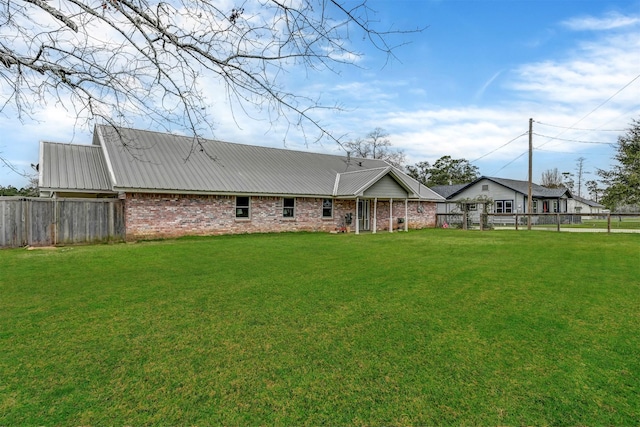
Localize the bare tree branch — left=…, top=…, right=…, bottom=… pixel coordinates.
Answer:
left=1, top=0, right=422, bottom=164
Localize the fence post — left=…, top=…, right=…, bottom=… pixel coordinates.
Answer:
left=108, top=201, right=115, bottom=241
left=54, top=198, right=58, bottom=245
left=607, top=212, right=611, bottom=233
left=556, top=213, right=560, bottom=232
left=515, top=213, right=519, bottom=231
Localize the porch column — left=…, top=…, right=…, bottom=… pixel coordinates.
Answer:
left=373, top=197, right=378, bottom=234
left=355, top=197, right=360, bottom=235
left=389, top=198, right=393, bottom=233
left=404, top=199, right=408, bottom=232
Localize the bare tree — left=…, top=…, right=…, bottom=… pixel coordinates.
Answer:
left=574, top=157, right=590, bottom=198
left=343, top=128, right=406, bottom=168
left=540, top=168, right=565, bottom=188
left=1, top=0, right=419, bottom=155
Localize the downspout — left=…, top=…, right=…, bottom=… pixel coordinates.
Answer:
left=355, top=197, right=360, bottom=235
left=373, top=197, right=377, bottom=234
left=404, top=198, right=408, bottom=232
left=389, top=198, right=393, bottom=233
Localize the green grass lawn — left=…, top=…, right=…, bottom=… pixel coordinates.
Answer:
left=1, top=230, right=639, bottom=425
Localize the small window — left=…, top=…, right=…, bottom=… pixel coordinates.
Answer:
left=495, top=200, right=513, bottom=214
left=482, top=184, right=489, bottom=191
left=552, top=200, right=558, bottom=213
left=283, top=198, right=295, bottom=217
left=468, top=203, right=477, bottom=211
left=532, top=200, right=538, bottom=213
left=505, top=200, right=513, bottom=213
left=322, top=198, right=333, bottom=218
left=236, top=196, right=249, bottom=218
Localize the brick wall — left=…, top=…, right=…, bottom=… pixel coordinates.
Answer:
left=124, top=193, right=436, bottom=240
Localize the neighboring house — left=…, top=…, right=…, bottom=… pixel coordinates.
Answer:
left=567, top=195, right=605, bottom=217
left=431, top=176, right=573, bottom=224
left=39, top=126, right=443, bottom=239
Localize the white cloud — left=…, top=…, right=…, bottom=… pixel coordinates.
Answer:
left=509, top=32, right=640, bottom=105
left=562, top=12, right=640, bottom=31
left=316, top=11, right=639, bottom=177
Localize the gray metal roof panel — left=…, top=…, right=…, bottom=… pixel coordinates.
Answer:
left=390, top=168, right=445, bottom=201
left=335, top=168, right=389, bottom=196
left=96, top=126, right=434, bottom=198
left=39, top=141, right=113, bottom=192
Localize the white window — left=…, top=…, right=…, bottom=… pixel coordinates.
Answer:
left=236, top=196, right=250, bottom=218
left=322, top=198, right=333, bottom=218
left=496, top=200, right=513, bottom=214
left=283, top=198, right=295, bottom=217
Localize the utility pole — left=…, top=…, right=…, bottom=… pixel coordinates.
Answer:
left=527, top=118, right=533, bottom=230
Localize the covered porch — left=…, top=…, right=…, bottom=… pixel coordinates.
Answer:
left=351, top=197, right=411, bottom=234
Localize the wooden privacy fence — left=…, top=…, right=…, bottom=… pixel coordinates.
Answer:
left=1, top=197, right=125, bottom=248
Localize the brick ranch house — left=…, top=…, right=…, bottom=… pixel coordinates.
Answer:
left=38, top=126, right=444, bottom=240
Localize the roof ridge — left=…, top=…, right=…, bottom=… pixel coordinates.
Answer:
left=41, top=141, right=101, bottom=148
left=338, top=166, right=389, bottom=176
left=97, top=124, right=365, bottom=163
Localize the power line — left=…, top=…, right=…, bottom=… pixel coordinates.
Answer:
left=470, top=131, right=528, bottom=163
left=490, top=150, right=528, bottom=175
left=534, top=122, right=624, bottom=132
left=532, top=133, right=615, bottom=145
left=537, top=72, right=640, bottom=148
left=536, top=148, right=612, bottom=156
left=568, top=72, right=640, bottom=130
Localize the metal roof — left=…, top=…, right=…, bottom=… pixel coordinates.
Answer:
left=335, top=168, right=390, bottom=197
left=93, top=126, right=444, bottom=200
left=39, top=141, right=113, bottom=192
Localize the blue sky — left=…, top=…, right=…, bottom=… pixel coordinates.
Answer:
left=1, top=0, right=639, bottom=194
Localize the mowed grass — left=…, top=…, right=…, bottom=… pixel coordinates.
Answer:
left=1, top=230, right=638, bottom=425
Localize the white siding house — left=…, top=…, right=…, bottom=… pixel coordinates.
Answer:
left=567, top=195, right=605, bottom=217
left=431, top=176, right=573, bottom=225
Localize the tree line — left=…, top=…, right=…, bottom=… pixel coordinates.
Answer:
left=0, top=184, right=38, bottom=197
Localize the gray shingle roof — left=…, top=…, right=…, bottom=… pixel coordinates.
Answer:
left=39, top=141, right=113, bottom=192
left=487, top=177, right=570, bottom=198
left=430, top=183, right=469, bottom=198
left=85, top=125, right=442, bottom=200
left=439, top=176, right=572, bottom=200
left=572, top=195, right=605, bottom=208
